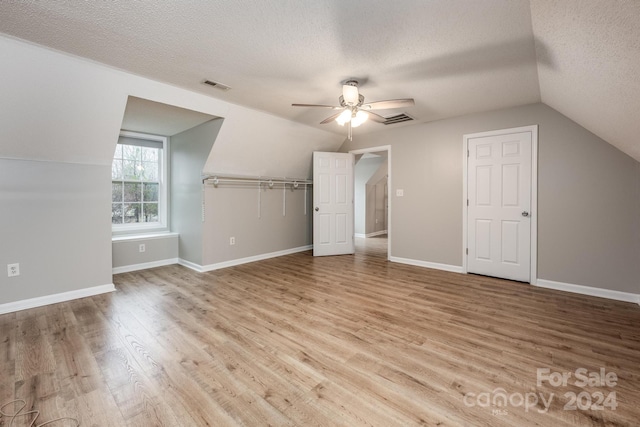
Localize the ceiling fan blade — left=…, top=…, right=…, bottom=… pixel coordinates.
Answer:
left=365, top=98, right=415, bottom=110
left=320, top=110, right=345, bottom=124
left=292, top=103, right=340, bottom=109
left=364, top=111, right=387, bottom=123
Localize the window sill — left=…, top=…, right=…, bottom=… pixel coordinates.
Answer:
left=112, top=231, right=179, bottom=243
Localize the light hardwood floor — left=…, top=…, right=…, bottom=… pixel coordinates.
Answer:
left=1, top=237, right=639, bottom=426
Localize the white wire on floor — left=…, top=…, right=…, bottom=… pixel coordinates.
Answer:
left=0, top=399, right=79, bottom=426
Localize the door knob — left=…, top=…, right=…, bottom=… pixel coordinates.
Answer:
left=315, top=207, right=319, bottom=212
left=522, top=211, right=529, bottom=217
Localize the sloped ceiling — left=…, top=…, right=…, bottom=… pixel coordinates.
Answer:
left=530, top=0, right=640, bottom=161
left=0, top=0, right=638, bottom=161
left=121, top=96, right=218, bottom=136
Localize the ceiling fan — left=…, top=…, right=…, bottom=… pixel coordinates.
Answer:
left=292, top=79, right=415, bottom=140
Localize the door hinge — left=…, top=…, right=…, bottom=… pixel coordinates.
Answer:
left=467, top=149, right=469, bottom=157
left=467, top=199, right=469, bottom=206
left=466, top=248, right=468, bottom=255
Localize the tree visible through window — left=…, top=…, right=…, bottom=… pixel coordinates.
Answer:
left=112, top=134, right=163, bottom=226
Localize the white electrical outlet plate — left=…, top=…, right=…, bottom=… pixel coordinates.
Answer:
left=396, top=189, right=404, bottom=197
left=230, top=237, right=236, bottom=245
left=7, top=263, right=20, bottom=277
left=139, top=244, right=146, bottom=253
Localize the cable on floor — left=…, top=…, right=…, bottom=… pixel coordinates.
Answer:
left=0, top=399, right=80, bottom=426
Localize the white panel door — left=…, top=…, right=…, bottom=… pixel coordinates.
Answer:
left=467, top=131, right=532, bottom=282
left=313, top=152, right=355, bottom=256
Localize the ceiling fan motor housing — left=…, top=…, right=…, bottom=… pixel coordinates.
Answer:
left=339, top=94, right=365, bottom=108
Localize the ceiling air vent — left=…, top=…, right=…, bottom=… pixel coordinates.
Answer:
left=202, top=79, right=231, bottom=91
left=382, top=113, right=414, bottom=125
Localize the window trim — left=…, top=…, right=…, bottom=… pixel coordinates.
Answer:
left=112, top=130, right=169, bottom=235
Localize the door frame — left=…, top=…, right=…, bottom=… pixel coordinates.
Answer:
left=349, top=145, right=392, bottom=260
left=462, top=125, right=538, bottom=284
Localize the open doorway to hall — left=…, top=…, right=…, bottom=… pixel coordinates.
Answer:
left=352, top=148, right=389, bottom=259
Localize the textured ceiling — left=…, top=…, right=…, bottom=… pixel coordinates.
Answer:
left=530, top=0, right=640, bottom=161
left=0, top=0, right=638, bottom=160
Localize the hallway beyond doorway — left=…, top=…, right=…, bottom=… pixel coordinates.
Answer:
left=355, top=234, right=387, bottom=259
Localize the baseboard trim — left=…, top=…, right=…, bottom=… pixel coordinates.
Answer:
left=177, top=258, right=203, bottom=272
left=179, top=245, right=313, bottom=273
left=389, top=256, right=464, bottom=274
left=112, top=258, right=178, bottom=274
left=356, top=230, right=388, bottom=238
left=535, top=279, right=640, bottom=305
left=0, top=284, right=116, bottom=315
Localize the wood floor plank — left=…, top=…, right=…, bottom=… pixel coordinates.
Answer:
left=0, top=318, right=17, bottom=407
left=1, top=236, right=639, bottom=426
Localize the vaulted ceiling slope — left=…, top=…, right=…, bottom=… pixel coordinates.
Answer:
left=530, top=0, right=640, bottom=162
left=0, top=1, right=638, bottom=161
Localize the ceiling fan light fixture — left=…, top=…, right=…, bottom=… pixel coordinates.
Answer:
left=342, top=83, right=359, bottom=105
left=336, top=109, right=352, bottom=126
left=350, top=110, right=368, bottom=128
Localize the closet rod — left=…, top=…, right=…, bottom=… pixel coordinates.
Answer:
left=202, top=173, right=312, bottom=186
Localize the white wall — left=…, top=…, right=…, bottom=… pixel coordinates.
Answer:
left=170, top=117, right=315, bottom=270
left=0, top=159, right=112, bottom=304
left=366, top=159, right=388, bottom=235
left=202, top=183, right=313, bottom=267
left=171, top=119, right=223, bottom=266
left=204, top=105, right=343, bottom=179
left=0, top=39, right=126, bottom=165
left=367, top=175, right=387, bottom=235
left=341, top=103, right=640, bottom=295
left=112, top=234, right=178, bottom=273
left=0, top=35, right=343, bottom=170
left=0, top=35, right=342, bottom=309
left=354, top=157, right=384, bottom=235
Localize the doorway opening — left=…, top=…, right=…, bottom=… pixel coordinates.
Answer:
left=350, top=146, right=391, bottom=260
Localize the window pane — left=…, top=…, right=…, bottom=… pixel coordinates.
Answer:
left=143, top=203, right=158, bottom=222
left=112, top=135, right=165, bottom=229
left=123, top=160, right=138, bottom=180
left=111, top=159, right=123, bottom=180
left=112, top=182, right=123, bottom=202
left=124, top=183, right=142, bottom=202
left=112, top=204, right=123, bottom=224
left=142, top=147, right=159, bottom=162
left=123, top=203, right=142, bottom=223
left=140, top=161, right=158, bottom=181
left=113, top=144, right=123, bottom=159
left=122, top=144, right=140, bottom=161
left=135, top=162, right=145, bottom=179
left=143, top=183, right=158, bottom=202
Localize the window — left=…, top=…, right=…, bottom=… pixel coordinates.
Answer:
left=112, top=131, right=167, bottom=232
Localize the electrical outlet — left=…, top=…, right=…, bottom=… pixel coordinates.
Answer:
left=229, top=237, right=236, bottom=246
left=139, top=244, right=146, bottom=253
left=396, top=189, right=404, bottom=197
left=7, top=263, right=20, bottom=277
